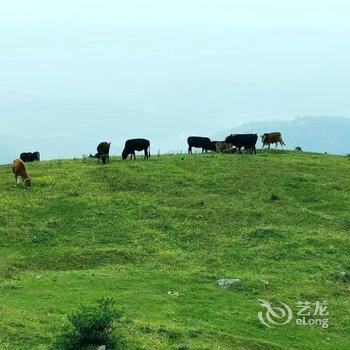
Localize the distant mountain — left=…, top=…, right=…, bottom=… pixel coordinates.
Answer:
left=212, top=116, right=350, bottom=155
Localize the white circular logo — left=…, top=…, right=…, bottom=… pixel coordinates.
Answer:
left=258, top=299, right=293, bottom=327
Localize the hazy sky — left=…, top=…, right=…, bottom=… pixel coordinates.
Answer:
left=1, top=1, right=349, bottom=148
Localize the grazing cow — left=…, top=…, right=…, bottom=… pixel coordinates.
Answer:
left=215, top=142, right=233, bottom=153
left=12, top=159, right=31, bottom=188
left=261, top=132, right=285, bottom=149
left=20, top=152, right=40, bottom=162
left=187, top=136, right=216, bottom=154
left=225, top=134, right=258, bottom=154
left=96, top=142, right=111, bottom=164
left=122, top=138, right=150, bottom=160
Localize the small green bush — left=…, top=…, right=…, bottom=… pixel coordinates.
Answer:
left=269, top=193, right=280, bottom=201
left=52, top=298, right=125, bottom=350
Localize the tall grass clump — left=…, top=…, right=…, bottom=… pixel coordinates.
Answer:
left=52, top=298, right=126, bottom=350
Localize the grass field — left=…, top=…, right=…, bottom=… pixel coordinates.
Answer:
left=0, top=151, right=349, bottom=349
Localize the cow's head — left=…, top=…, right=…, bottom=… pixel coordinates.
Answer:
left=261, top=134, right=266, bottom=142
left=122, top=150, right=128, bottom=160
left=209, top=143, right=217, bottom=151
left=24, top=178, right=31, bottom=188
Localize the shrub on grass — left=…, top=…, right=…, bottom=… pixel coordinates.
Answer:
left=52, top=298, right=125, bottom=350
left=269, top=193, right=280, bottom=201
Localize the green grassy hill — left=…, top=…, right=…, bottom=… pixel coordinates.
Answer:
left=0, top=152, right=349, bottom=349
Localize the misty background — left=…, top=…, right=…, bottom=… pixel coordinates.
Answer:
left=1, top=1, right=350, bottom=163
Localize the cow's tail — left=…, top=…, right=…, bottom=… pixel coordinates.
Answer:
left=281, top=139, right=286, bottom=146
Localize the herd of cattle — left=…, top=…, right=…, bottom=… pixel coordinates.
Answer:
left=189, top=132, right=285, bottom=154
left=12, top=132, right=285, bottom=188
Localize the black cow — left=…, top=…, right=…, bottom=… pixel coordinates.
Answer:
left=122, top=138, right=150, bottom=160
left=187, top=136, right=216, bottom=154
left=96, top=142, right=111, bottom=164
left=225, top=134, right=258, bottom=154
left=20, top=152, right=40, bottom=162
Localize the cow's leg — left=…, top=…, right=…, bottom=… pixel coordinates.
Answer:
left=275, top=142, right=278, bottom=149
left=188, top=146, right=192, bottom=154
left=238, top=147, right=242, bottom=154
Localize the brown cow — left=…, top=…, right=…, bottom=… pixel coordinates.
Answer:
left=215, top=142, right=233, bottom=153
left=12, top=159, right=31, bottom=188
left=261, top=132, right=285, bottom=149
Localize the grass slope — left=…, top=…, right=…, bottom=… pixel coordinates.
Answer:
left=0, top=152, right=349, bottom=349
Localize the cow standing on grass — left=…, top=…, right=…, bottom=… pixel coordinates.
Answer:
left=96, top=142, right=111, bottom=164
left=12, top=159, right=31, bottom=188
left=225, top=134, right=258, bottom=154
left=261, top=132, right=285, bottom=149
left=187, top=136, right=216, bottom=154
left=122, top=138, right=150, bottom=159
left=20, top=152, right=40, bottom=162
